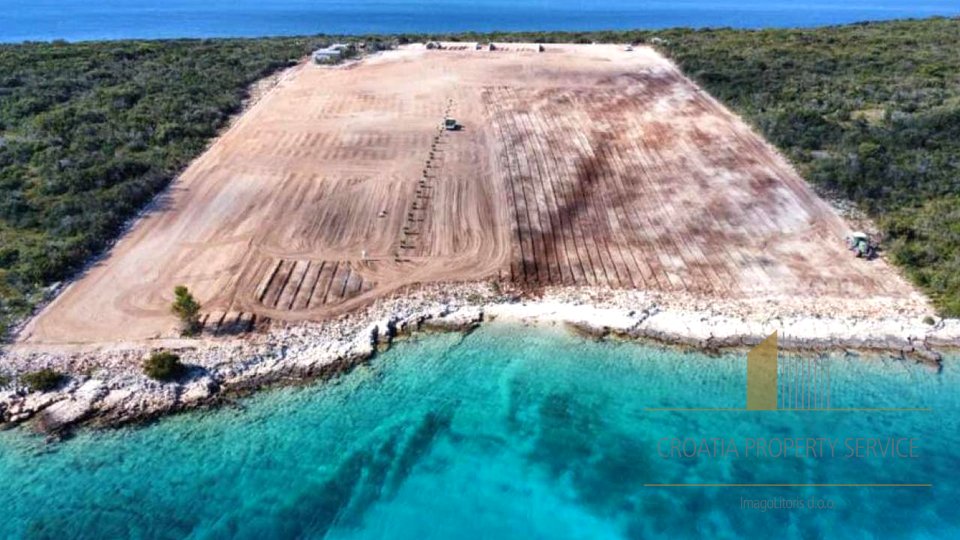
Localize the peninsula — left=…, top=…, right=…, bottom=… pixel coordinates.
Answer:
left=2, top=21, right=959, bottom=434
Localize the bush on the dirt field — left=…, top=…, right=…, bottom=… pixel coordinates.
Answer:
left=143, top=351, right=187, bottom=382
left=171, top=285, right=201, bottom=336
left=22, top=369, right=66, bottom=392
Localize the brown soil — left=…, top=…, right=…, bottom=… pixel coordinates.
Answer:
left=19, top=44, right=921, bottom=344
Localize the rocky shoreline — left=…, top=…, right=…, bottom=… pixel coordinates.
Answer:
left=2, top=283, right=957, bottom=438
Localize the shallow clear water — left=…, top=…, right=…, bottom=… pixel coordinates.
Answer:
left=1, top=324, right=958, bottom=538
left=2, top=0, right=959, bottom=43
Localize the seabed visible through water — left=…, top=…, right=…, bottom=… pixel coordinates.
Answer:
left=1, top=322, right=958, bottom=538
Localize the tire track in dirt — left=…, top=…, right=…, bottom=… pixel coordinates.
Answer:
left=20, top=44, right=923, bottom=343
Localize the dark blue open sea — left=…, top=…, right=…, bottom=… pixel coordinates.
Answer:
left=1, top=0, right=959, bottom=43
left=1, top=325, right=958, bottom=538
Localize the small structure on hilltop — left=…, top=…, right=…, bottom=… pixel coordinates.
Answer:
left=426, top=41, right=442, bottom=50
left=313, top=43, right=352, bottom=64
left=488, top=43, right=497, bottom=51
left=538, top=44, right=545, bottom=53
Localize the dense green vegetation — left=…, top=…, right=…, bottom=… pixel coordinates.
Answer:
left=0, top=38, right=313, bottom=336
left=653, top=18, right=960, bottom=314
left=1, top=19, right=958, bottom=339
left=21, top=368, right=65, bottom=392
left=143, top=351, right=186, bottom=381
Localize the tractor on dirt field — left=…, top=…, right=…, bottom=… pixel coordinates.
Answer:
left=847, top=232, right=877, bottom=260
left=444, top=117, right=461, bottom=131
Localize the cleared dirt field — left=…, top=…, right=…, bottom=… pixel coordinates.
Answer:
left=21, top=44, right=920, bottom=343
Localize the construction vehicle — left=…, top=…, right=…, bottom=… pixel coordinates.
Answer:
left=444, top=117, right=461, bottom=131
left=847, top=232, right=877, bottom=259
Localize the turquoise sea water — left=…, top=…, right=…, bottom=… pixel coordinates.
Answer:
left=2, top=0, right=959, bottom=43
left=1, top=324, right=958, bottom=538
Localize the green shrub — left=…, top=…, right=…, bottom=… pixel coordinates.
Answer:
left=171, top=285, right=201, bottom=336
left=143, top=351, right=187, bottom=382
left=923, top=315, right=936, bottom=325
left=0, top=373, right=10, bottom=389
left=22, top=368, right=66, bottom=392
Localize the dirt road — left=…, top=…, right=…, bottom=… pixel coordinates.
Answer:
left=20, top=44, right=922, bottom=344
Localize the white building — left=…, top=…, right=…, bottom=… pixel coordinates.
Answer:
left=312, top=43, right=351, bottom=64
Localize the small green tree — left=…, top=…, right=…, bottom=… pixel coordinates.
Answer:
left=171, top=285, right=201, bottom=336
left=143, top=351, right=187, bottom=382
left=22, top=369, right=66, bottom=392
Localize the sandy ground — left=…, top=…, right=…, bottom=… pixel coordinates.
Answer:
left=18, top=43, right=928, bottom=345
